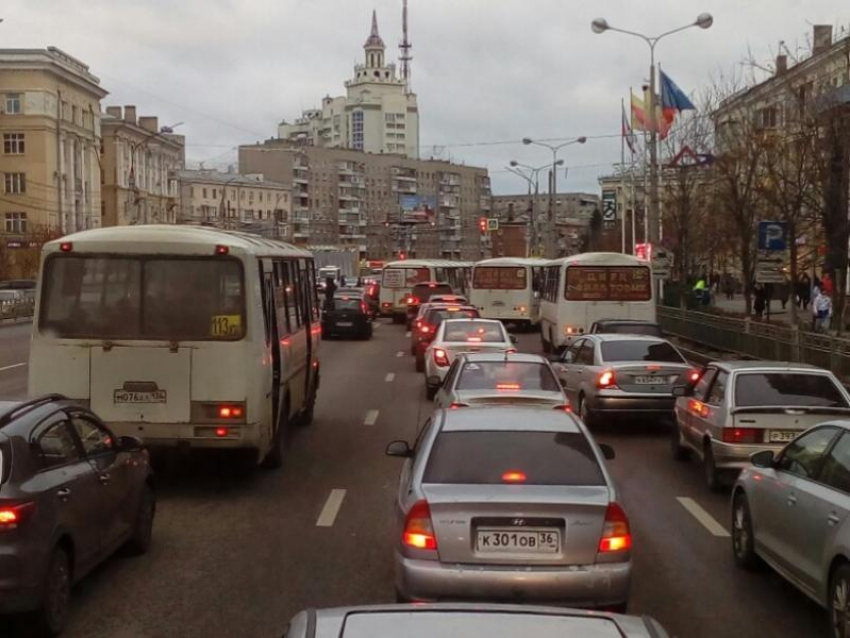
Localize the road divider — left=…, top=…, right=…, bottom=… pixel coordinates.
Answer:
left=676, top=496, right=731, bottom=537
left=315, top=489, right=347, bottom=527
left=364, top=409, right=379, bottom=426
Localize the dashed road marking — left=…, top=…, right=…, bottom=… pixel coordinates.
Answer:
left=405, top=331, right=411, bottom=338
left=0, top=362, right=26, bottom=373
left=677, top=497, right=731, bottom=537
left=364, top=409, right=380, bottom=426
left=385, top=373, right=395, bottom=382
left=396, top=351, right=404, bottom=357
left=315, top=489, right=347, bottom=527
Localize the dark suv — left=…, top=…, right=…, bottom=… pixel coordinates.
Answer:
left=0, top=395, right=155, bottom=635
left=405, top=282, right=454, bottom=329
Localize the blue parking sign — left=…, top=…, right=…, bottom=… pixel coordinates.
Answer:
left=758, top=221, right=787, bottom=251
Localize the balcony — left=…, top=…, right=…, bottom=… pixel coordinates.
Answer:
left=440, top=195, right=459, bottom=208
left=439, top=175, right=460, bottom=187
left=392, top=182, right=417, bottom=195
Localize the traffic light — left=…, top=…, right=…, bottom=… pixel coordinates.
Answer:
left=479, top=217, right=487, bottom=234
left=635, top=243, right=652, bottom=261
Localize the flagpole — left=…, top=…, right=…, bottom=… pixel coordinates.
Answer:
left=620, top=98, right=626, bottom=254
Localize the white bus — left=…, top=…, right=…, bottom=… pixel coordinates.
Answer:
left=539, top=252, right=655, bottom=353
left=469, top=257, right=544, bottom=329
left=29, top=225, right=322, bottom=469
left=379, top=259, right=471, bottom=322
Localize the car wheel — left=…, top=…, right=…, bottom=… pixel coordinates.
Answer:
left=415, top=354, right=425, bottom=373
left=704, top=442, right=723, bottom=492
left=732, top=492, right=760, bottom=569
left=33, top=547, right=71, bottom=637
left=125, top=484, right=156, bottom=556
left=578, top=394, right=595, bottom=428
left=426, top=384, right=438, bottom=401
left=831, top=564, right=850, bottom=638
left=670, top=422, right=690, bottom=461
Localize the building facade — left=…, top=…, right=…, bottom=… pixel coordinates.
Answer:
left=277, top=11, right=419, bottom=158
left=101, top=105, right=185, bottom=226
left=176, top=169, right=291, bottom=239
left=0, top=47, right=107, bottom=250
left=239, top=141, right=491, bottom=259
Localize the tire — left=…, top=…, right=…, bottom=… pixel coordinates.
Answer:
left=33, top=547, right=71, bottom=637
left=125, top=484, right=155, bottom=556
left=670, top=422, right=690, bottom=461
left=704, top=442, right=723, bottom=492
left=395, top=588, right=409, bottom=604
left=261, top=405, right=288, bottom=469
left=578, top=394, right=595, bottom=428
left=732, top=492, right=759, bottom=569
left=426, top=384, right=438, bottom=401
left=830, top=563, right=850, bottom=638
left=415, top=354, right=425, bottom=373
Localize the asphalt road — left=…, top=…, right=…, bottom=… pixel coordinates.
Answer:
left=0, top=320, right=31, bottom=399
left=1, top=320, right=823, bottom=637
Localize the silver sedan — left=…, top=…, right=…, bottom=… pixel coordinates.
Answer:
left=285, top=603, right=670, bottom=637
left=433, top=352, right=570, bottom=410
left=385, top=406, right=631, bottom=609
left=552, top=334, right=696, bottom=427
left=732, top=421, right=850, bottom=637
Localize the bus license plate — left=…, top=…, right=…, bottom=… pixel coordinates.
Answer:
left=769, top=430, right=797, bottom=443
left=114, top=390, right=167, bottom=404
left=477, top=528, right=560, bottom=554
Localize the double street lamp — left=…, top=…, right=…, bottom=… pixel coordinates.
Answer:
left=520, top=136, right=586, bottom=258
left=508, top=160, right=563, bottom=257
left=591, top=13, right=713, bottom=250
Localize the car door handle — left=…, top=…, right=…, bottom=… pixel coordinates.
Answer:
left=828, top=512, right=841, bottom=525
left=56, top=488, right=72, bottom=498
left=98, top=473, right=111, bottom=485
left=787, top=495, right=797, bottom=506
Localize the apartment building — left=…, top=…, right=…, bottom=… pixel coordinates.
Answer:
left=176, top=169, right=291, bottom=239
left=101, top=105, right=185, bottom=226
left=278, top=11, right=419, bottom=158
left=239, top=141, right=491, bottom=260
left=0, top=47, right=107, bottom=245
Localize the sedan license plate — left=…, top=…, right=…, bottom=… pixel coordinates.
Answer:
left=634, top=376, right=659, bottom=385
left=114, top=390, right=166, bottom=404
left=769, top=430, right=798, bottom=443
left=476, top=528, right=560, bottom=554
left=336, top=321, right=353, bottom=327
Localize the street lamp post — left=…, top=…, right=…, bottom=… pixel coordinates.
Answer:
left=521, top=137, right=586, bottom=258
left=509, top=160, right=562, bottom=257
left=591, top=14, right=712, bottom=250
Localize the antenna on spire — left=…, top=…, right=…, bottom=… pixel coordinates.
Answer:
left=399, top=0, right=413, bottom=92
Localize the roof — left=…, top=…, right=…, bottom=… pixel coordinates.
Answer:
left=364, top=10, right=385, bottom=49
left=546, top=252, right=648, bottom=267
left=473, top=257, right=545, bottom=267
left=44, top=225, right=312, bottom=258
left=459, top=352, right=547, bottom=364
left=383, top=260, right=470, bottom=268
left=442, top=318, right=502, bottom=326
left=586, top=334, right=669, bottom=344
left=711, top=361, right=825, bottom=373
left=594, top=319, right=660, bottom=325
left=439, top=406, right=580, bottom=433
left=176, top=170, right=289, bottom=190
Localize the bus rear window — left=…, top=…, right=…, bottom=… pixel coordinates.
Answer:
left=40, top=256, right=245, bottom=341
left=473, top=267, right=527, bottom=290
left=565, top=266, right=650, bottom=301
left=382, top=267, right=430, bottom=289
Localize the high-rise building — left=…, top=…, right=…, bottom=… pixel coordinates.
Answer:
left=278, top=11, right=419, bottom=158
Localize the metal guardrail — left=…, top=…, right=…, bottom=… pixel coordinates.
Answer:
left=659, top=306, right=850, bottom=384
left=0, top=299, right=34, bottom=321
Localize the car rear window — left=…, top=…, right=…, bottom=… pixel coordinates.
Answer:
left=333, top=298, right=362, bottom=311
left=600, top=323, right=662, bottom=337
left=442, top=321, right=506, bottom=343
left=424, top=431, right=605, bottom=486
left=413, top=284, right=453, bottom=301
left=600, top=340, right=684, bottom=363
left=734, top=373, right=849, bottom=408
left=425, top=308, right=479, bottom=324
left=457, top=362, right=561, bottom=392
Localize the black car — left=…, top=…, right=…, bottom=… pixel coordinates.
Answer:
left=322, top=294, right=373, bottom=339
left=0, top=395, right=155, bottom=636
left=589, top=319, right=664, bottom=338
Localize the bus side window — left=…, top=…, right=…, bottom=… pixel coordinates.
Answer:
left=259, top=262, right=271, bottom=344
left=308, top=261, right=320, bottom=322
left=298, top=259, right=311, bottom=325
left=274, top=260, right=292, bottom=335
left=282, top=260, right=299, bottom=330
left=290, top=261, right=304, bottom=329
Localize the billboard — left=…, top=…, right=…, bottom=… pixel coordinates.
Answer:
left=400, top=195, right=436, bottom=223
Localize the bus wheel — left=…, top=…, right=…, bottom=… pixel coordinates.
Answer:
left=261, top=402, right=288, bottom=469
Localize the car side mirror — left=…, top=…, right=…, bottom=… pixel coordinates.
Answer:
left=599, top=443, right=616, bottom=460
left=751, top=450, right=775, bottom=469
left=386, top=440, right=413, bottom=458
left=672, top=385, right=692, bottom=398
left=118, top=435, right=144, bottom=452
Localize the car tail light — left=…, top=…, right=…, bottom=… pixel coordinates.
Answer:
left=553, top=403, right=572, bottom=412
left=449, top=402, right=468, bottom=409
left=688, top=369, right=701, bottom=383
left=382, top=302, right=391, bottom=308
left=502, top=470, right=527, bottom=483
left=433, top=348, right=449, bottom=367
left=467, top=336, right=482, bottom=343
left=598, top=502, right=632, bottom=555
left=496, top=382, right=521, bottom=391
left=722, top=427, right=763, bottom=444
left=361, top=302, right=369, bottom=314
left=420, top=325, right=431, bottom=334
left=403, top=500, right=438, bottom=551
left=597, top=370, right=618, bottom=389
left=0, top=502, right=36, bottom=531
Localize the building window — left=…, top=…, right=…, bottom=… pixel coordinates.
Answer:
left=4, top=212, right=27, bottom=234
left=202, top=188, right=207, bottom=199
left=352, top=111, right=364, bottom=150
left=3, top=133, right=24, bottom=154
left=4, top=173, right=25, bottom=194
left=5, top=93, right=21, bottom=114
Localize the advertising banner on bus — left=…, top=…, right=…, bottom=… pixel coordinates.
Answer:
left=565, top=266, right=651, bottom=301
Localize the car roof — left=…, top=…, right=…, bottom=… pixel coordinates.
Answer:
left=710, top=360, right=825, bottom=372
left=0, top=395, right=79, bottom=435
left=442, top=318, right=502, bottom=325
left=586, top=334, right=669, bottom=343
left=595, top=319, right=659, bottom=325
left=439, top=406, right=580, bottom=433
left=460, top=352, right=547, bottom=364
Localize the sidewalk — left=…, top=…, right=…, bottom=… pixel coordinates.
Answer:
left=711, top=295, right=798, bottom=324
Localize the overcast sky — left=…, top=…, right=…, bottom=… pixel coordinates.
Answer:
left=5, top=0, right=849, bottom=195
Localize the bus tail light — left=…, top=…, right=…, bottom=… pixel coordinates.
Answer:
left=59, top=242, right=73, bottom=252
left=214, top=245, right=229, bottom=255
left=433, top=348, right=449, bottom=367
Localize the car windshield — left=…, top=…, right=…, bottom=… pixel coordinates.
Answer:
left=600, top=340, right=684, bottom=363
left=735, top=373, right=849, bottom=408
left=333, top=298, right=362, bottom=311
left=424, top=431, right=605, bottom=486
left=442, top=321, right=506, bottom=343
left=456, top=361, right=561, bottom=392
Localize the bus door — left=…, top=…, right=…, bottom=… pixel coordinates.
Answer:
left=299, top=258, right=319, bottom=400
left=261, top=259, right=282, bottom=429
left=531, top=266, right=543, bottom=320
left=281, top=260, right=307, bottom=416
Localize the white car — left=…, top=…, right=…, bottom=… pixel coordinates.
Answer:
left=424, top=319, right=516, bottom=399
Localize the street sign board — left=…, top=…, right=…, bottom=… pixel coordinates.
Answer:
left=651, top=248, right=673, bottom=279
left=757, top=221, right=788, bottom=251
left=486, top=218, right=499, bottom=232
left=755, top=249, right=785, bottom=284
left=601, top=190, right=617, bottom=222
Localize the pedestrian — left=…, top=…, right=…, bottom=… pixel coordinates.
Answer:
left=323, top=276, right=337, bottom=312
left=693, top=275, right=706, bottom=304
left=798, top=273, right=811, bottom=310
left=815, top=289, right=833, bottom=332
left=764, top=283, right=773, bottom=315
left=753, top=283, right=766, bottom=319
left=779, top=278, right=789, bottom=311
left=724, top=273, right=734, bottom=300
left=822, top=270, right=834, bottom=297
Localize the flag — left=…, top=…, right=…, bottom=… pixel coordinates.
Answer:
left=631, top=90, right=672, bottom=140
left=622, top=101, right=635, bottom=153
left=660, top=70, right=696, bottom=113
left=630, top=91, right=647, bottom=131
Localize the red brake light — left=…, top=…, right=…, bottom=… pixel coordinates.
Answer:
left=496, top=382, right=521, bottom=391
left=429, top=283, right=437, bottom=288
left=361, top=302, right=368, bottom=314
left=553, top=403, right=572, bottom=412
left=722, top=427, right=762, bottom=444
left=467, top=336, right=482, bottom=343
left=215, top=244, right=229, bottom=255
left=598, top=502, right=632, bottom=554
left=502, top=470, right=527, bottom=483
left=403, top=500, right=438, bottom=551
left=449, top=402, right=468, bottom=409
left=689, top=370, right=701, bottom=383
left=434, top=348, right=449, bottom=367
left=215, top=427, right=229, bottom=437
left=447, top=306, right=460, bottom=312
left=646, top=365, right=662, bottom=371
left=597, top=371, right=617, bottom=388
left=59, top=242, right=73, bottom=252
left=218, top=405, right=243, bottom=419
left=420, top=325, right=431, bottom=334
left=0, top=502, right=36, bottom=531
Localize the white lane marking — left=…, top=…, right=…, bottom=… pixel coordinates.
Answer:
left=372, top=322, right=380, bottom=330
left=364, top=409, right=380, bottom=426
left=677, top=497, right=731, bottom=537
left=315, top=489, right=347, bottom=527
left=405, top=331, right=411, bottom=338
left=0, top=362, right=26, bottom=373
left=385, top=373, right=395, bottom=382
left=396, top=351, right=404, bottom=357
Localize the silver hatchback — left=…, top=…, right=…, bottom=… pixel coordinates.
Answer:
left=385, top=406, right=631, bottom=609
left=732, top=422, right=850, bottom=638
